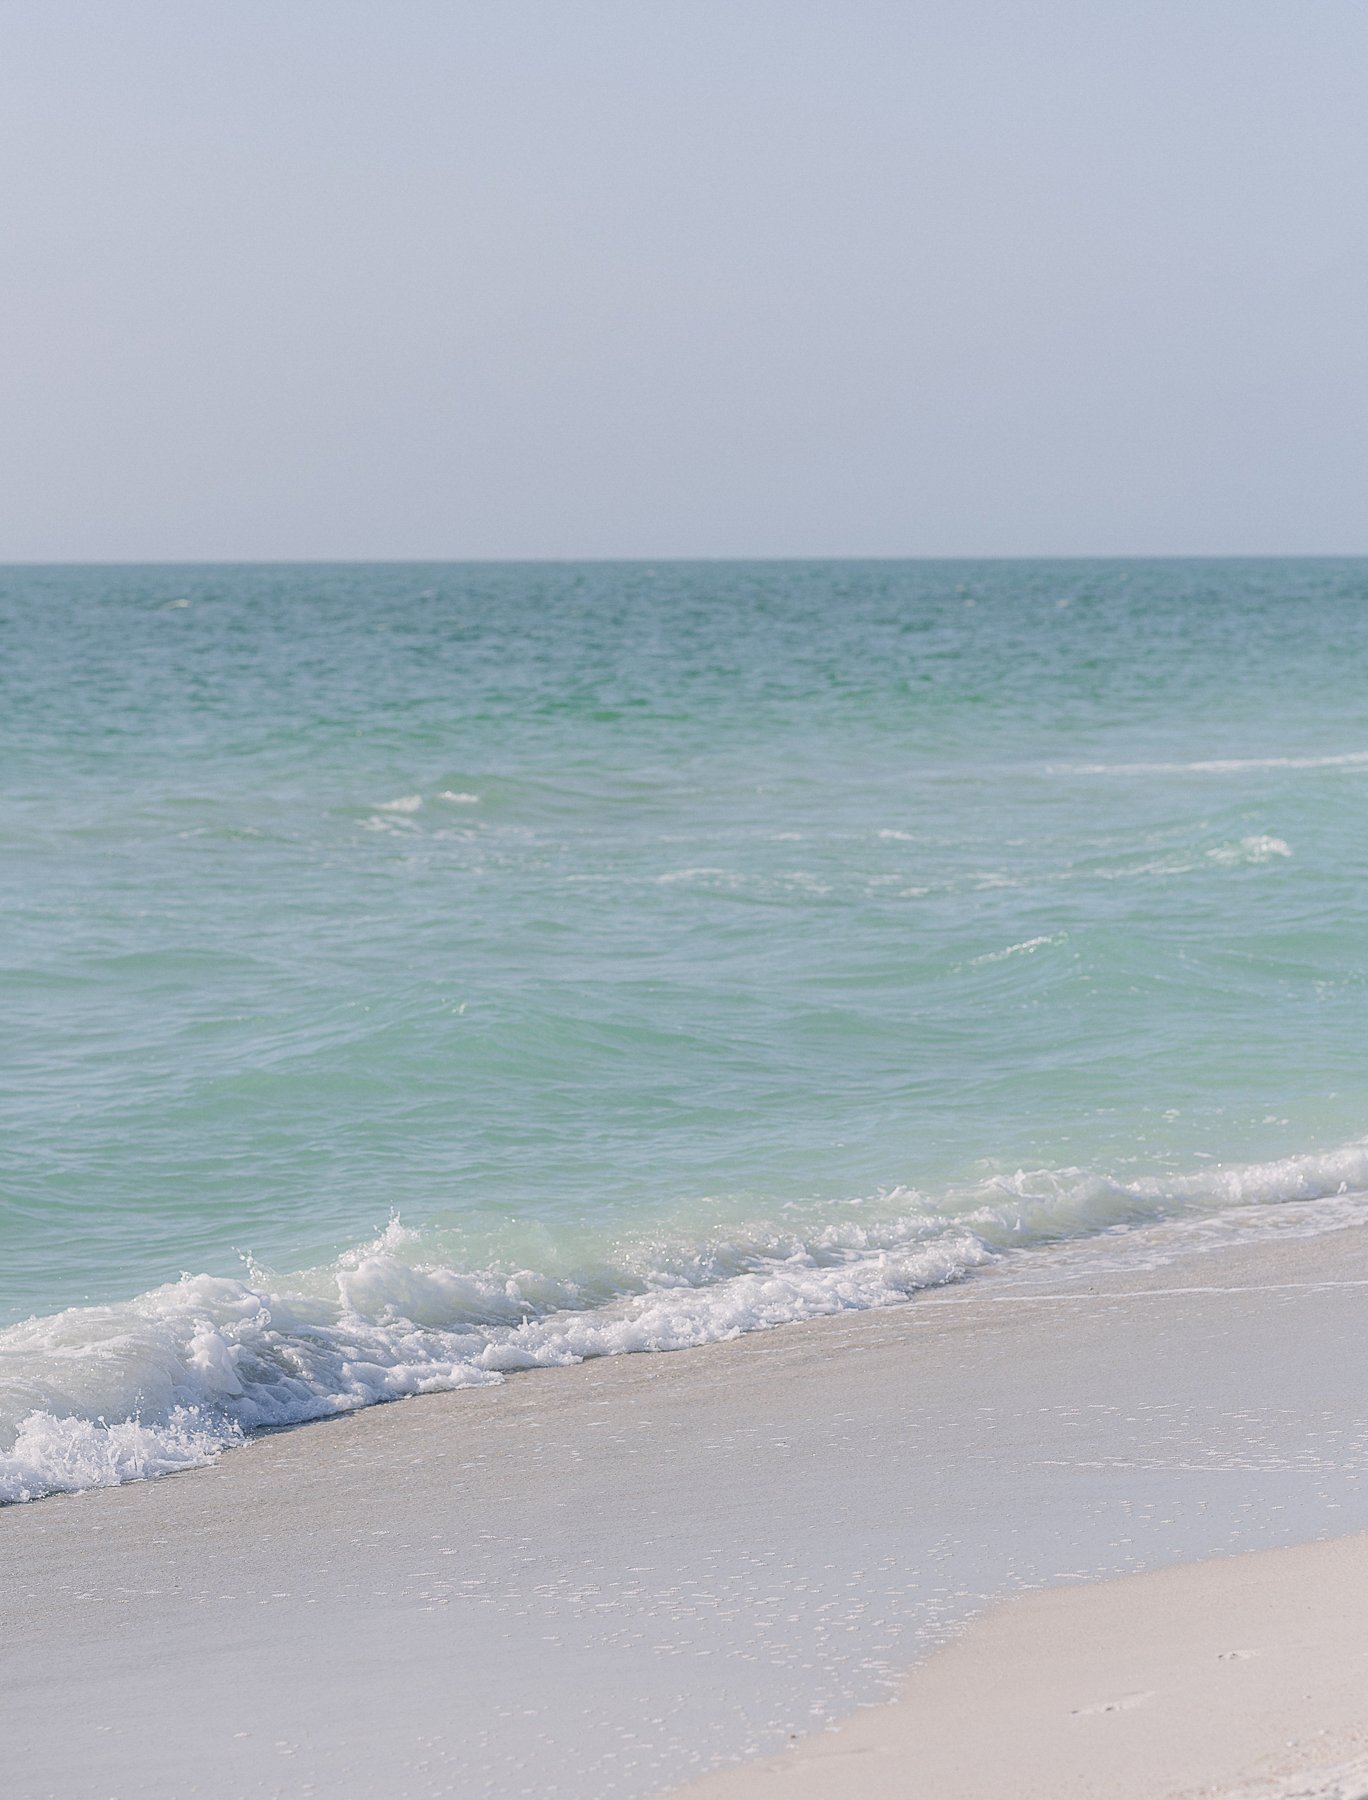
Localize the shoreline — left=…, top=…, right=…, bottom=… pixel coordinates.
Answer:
left=672, top=1532, right=1368, bottom=1800
left=6, top=1219, right=1368, bottom=1798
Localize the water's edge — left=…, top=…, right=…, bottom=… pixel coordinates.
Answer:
left=6, top=1137, right=1368, bottom=1504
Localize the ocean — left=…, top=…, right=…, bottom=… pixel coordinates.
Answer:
left=4, top=558, right=1367, bottom=1502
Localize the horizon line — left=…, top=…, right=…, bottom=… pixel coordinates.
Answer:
left=3, top=551, right=1367, bottom=569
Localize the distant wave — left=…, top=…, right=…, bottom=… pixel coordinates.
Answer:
left=1052, top=752, right=1368, bottom=775
left=1207, top=834, right=1292, bottom=865
left=967, top=933, right=1066, bottom=966
left=5, top=1141, right=1368, bottom=1506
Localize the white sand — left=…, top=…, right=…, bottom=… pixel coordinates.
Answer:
left=5, top=1217, right=1368, bottom=1798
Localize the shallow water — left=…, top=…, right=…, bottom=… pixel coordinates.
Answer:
left=4, top=559, right=1368, bottom=1497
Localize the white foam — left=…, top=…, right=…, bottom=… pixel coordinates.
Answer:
left=5, top=1142, right=1368, bottom=1505
left=1, top=1408, right=236, bottom=1500
left=968, top=934, right=1065, bottom=966
left=437, top=790, right=480, bottom=805
left=0, top=1219, right=990, bottom=1504
left=1207, top=834, right=1292, bottom=865
left=1053, top=752, right=1368, bottom=775
left=375, top=794, right=423, bottom=813
left=655, top=867, right=736, bottom=885
left=975, top=1141, right=1368, bottom=1219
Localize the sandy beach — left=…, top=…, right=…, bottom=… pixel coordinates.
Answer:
left=5, top=1211, right=1368, bottom=1799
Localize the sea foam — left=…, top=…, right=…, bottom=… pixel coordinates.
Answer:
left=5, top=1142, right=1368, bottom=1505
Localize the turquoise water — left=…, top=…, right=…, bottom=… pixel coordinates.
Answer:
left=4, top=560, right=1368, bottom=1497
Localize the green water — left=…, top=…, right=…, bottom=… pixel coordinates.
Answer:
left=3, top=560, right=1368, bottom=1497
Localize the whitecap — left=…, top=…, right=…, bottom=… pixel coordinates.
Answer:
left=1053, top=752, right=1368, bottom=775
left=1208, top=835, right=1292, bottom=865
left=655, top=867, right=735, bottom=885
left=967, top=933, right=1065, bottom=966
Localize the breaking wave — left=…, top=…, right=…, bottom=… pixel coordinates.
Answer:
left=4, top=1139, right=1368, bottom=1505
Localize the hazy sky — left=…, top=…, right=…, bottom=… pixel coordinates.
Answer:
left=2, top=1, right=1366, bottom=560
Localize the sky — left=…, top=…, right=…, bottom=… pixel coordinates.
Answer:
left=1, top=0, right=1365, bottom=561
